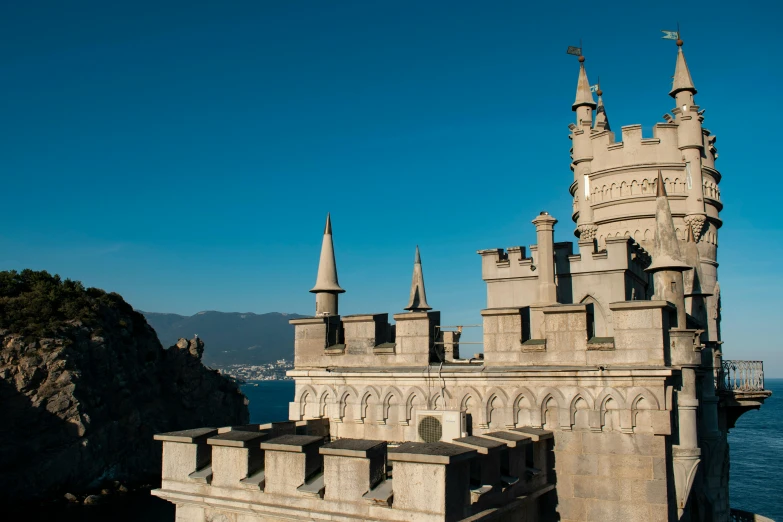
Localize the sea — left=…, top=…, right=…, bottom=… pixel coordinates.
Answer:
left=42, top=378, right=782, bottom=521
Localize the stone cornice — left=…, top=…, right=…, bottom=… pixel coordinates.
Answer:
left=591, top=194, right=687, bottom=211
left=702, top=165, right=722, bottom=183
left=589, top=162, right=685, bottom=181
left=288, top=367, right=675, bottom=379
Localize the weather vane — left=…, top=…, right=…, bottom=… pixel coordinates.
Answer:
left=661, top=23, right=683, bottom=45
left=566, top=39, right=584, bottom=62
left=590, top=76, right=600, bottom=94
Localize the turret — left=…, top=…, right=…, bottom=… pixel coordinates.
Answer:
left=682, top=226, right=711, bottom=335
left=532, top=212, right=558, bottom=305
left=404, top=246, right=432, bottom=312
left=310, top=213, right=345, bottom=316
left=645, top=172, right=690, bottom=328
left=670, top=39, right=707, bottom=239
left=570, top=56, right=598, bottom=241
left=594, top=83, right=610, bottom=131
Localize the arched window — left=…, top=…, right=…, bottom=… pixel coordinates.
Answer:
left=581, top=295, right=608, bottom=337
left=543, top=397, right=559, bottom=430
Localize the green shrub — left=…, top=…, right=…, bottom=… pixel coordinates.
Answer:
left=0, top=269, right=127, bottom=338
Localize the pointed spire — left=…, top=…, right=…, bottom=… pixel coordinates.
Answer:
left=647, top=171, right=690, bottom=272
left=594, top=83, right=610, bottom=131
left=655, top=172, right=666, bottom=197
left=310, top=213, right=345, bottom=294
left=683, top=224, right=710, bottom=297
left=573, top=57, right=597, bottom=111
left=404, top=245, right=431, bottom=312
left=670, top=41, right=697, bottom=98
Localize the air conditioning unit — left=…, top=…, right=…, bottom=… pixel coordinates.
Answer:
left=415, top=410, right=467, bottom=443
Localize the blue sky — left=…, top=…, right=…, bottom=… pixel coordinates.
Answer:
left=2, top=1, right=781, bottom=375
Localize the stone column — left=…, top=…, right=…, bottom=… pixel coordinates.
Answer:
left=532, top=212, right=558, bottom=306
left=678, top=368, right=699, bottom=449
left=673, top=366, right=702, bottom=519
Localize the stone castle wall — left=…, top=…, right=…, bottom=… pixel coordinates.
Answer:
left=553, top=430, right=671, bottom=522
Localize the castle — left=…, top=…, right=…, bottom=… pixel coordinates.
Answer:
left=152, top=39, right=771, bottom=521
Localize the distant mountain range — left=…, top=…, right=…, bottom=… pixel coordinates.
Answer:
left=139, top=310, right=306, bottom=367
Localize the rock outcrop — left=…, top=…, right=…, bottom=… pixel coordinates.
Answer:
left=0, top=270, right=249, bottom=503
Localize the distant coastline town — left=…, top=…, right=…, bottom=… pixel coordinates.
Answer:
left=215, top=359, right=294, bottom=382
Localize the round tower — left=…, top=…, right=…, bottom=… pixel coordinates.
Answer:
left=569, top=55, right=598, bottom=241
left=568, top=40, right=722, bottom=341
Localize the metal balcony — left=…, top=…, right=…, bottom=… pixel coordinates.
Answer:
left=719, top=360, right=765, bottom=392
left=717, top=360, right=771, bottom=429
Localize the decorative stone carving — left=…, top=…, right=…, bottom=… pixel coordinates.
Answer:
left=577, top=224, right=598, bottom=240
left=672, top=446, right=701, bottom=516
left=684, top=214, right=706, bottom=240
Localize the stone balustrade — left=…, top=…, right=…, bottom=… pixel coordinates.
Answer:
left=153, top=420, right=555, bottom=522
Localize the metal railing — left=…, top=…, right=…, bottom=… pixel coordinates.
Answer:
left=719, top=360, right=765, bottom=392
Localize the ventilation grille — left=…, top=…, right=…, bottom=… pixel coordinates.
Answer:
left=418, top=415, right=443, bottom=443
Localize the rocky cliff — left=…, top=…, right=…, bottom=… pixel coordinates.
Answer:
left=0, top=270, right=249, bottom=503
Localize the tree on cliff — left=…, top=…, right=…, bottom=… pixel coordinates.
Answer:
left=0, top=269, right=249, bottom=503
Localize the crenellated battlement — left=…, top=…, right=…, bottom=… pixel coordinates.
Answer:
left=291, top=310, right=454, bottom=368
left=479, top=230, right=651, bottom=318
left=481, top=299, right=702, bottom=368
left=153, top=421, right=555, bottom=522
left=587, top=123, right=682, bottom=173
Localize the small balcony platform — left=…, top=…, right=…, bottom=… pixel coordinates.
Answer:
left=718, top=360, right=772, bottom=429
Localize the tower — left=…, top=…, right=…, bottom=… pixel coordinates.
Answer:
left=568, top=38, right=722, bottom=341
left=669, top=38, right=722, bottom=343
left=670, top=38, right=707, bottom=241
left=310, top=213, right=344, bottom=316
left=570, top=55, right=598, bottom=241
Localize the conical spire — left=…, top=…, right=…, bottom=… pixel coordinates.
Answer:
left=594, top=84, right=610, bottom=131
left=682, top=225, right=710, bottom=297
left=404, top=245, right=431, bottom=312
left=647, top=172, right=690, bottom=272
left=573, top=58, right=597, bottom=111
left=670, top=42, right=697, bottom=97
left=310, top=213, right=345, bottom=294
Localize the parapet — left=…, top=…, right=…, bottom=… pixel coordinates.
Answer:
left=589, top=122, right=682, bottom=172
left=153, top=420, right=554, bottom=522
left=291, top=311, right=449, bottom=369
left=482, top=298, right=700, bottom=368
left=480, top=236, right=651, bottom=316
